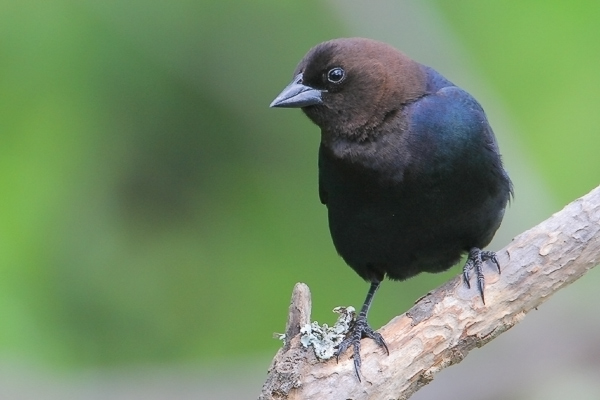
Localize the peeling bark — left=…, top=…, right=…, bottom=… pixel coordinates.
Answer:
left=259, top=185, right=600, bottom=400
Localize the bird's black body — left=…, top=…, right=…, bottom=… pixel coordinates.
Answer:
left=270, top=38, right=512, bottom=379
left=318, top=67, right=511, bottom=283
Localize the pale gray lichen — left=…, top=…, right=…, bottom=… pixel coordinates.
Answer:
left=274, top=332, right=286, bottom=345
left=299, top=306, right=355, bottom=360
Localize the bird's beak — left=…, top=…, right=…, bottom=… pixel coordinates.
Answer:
left=270, top=73, right=324, bottom=108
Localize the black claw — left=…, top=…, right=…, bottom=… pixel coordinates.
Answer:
left=463, top=260, right=473, bottom=289
left=481, top=250, right=501, bottom=274
left=352, top=340, right=362, bottom=381
left=336, top=315, right=388, bottom=380
left=477, top=277, right=486, bottom=305
left=370, top=330, right=389, bottom=356
left=463, top=247, right=501, bottom=304
left=336, top=334, right=352, bottom=364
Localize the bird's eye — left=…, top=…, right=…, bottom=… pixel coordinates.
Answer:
left=326, top=67, right=346, bottom=83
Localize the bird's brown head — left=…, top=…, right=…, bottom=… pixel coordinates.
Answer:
left=270, top=38, right=428, bottom=139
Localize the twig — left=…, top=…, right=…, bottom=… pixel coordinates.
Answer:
left=259, top=185, right=600, bottom=400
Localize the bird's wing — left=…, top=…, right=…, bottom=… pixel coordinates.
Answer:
left=408, top=86, right=492, bottom=165
left=407, top=85, right=512, bottom=201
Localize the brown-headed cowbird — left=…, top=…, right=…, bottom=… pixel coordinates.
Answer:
left=270, top=38, right=512, bottom=379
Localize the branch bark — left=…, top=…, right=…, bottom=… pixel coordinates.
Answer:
left=258, top=185, right=600, bottom=400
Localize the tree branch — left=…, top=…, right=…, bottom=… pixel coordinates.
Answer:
left=259, top=185, right=600, bottom=400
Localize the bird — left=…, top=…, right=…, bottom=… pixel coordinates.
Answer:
left=270, top=38, right=512, bottom=379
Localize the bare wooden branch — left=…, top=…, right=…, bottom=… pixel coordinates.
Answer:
left=259, top=185, right=600, bottom=400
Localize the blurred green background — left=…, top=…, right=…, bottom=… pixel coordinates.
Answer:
left=0, top=0, right=598, bottom=398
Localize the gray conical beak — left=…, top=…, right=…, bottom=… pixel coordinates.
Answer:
left=270, top=73, right=323, bottom=108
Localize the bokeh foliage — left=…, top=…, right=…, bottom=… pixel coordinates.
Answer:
left=0, top=1, right=597, bottom=369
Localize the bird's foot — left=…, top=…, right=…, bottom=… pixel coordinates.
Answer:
left=336, top=314, right=388, bottom=381
left=463, top=247, right=501, bottom=304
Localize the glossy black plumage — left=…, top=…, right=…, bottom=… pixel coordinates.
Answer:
left=271, top=38, right=512, bottom=379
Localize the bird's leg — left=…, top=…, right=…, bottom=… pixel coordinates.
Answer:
left=462, top=247, right=501, bottom=304
left=336, top=280, right=389, bottom=381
